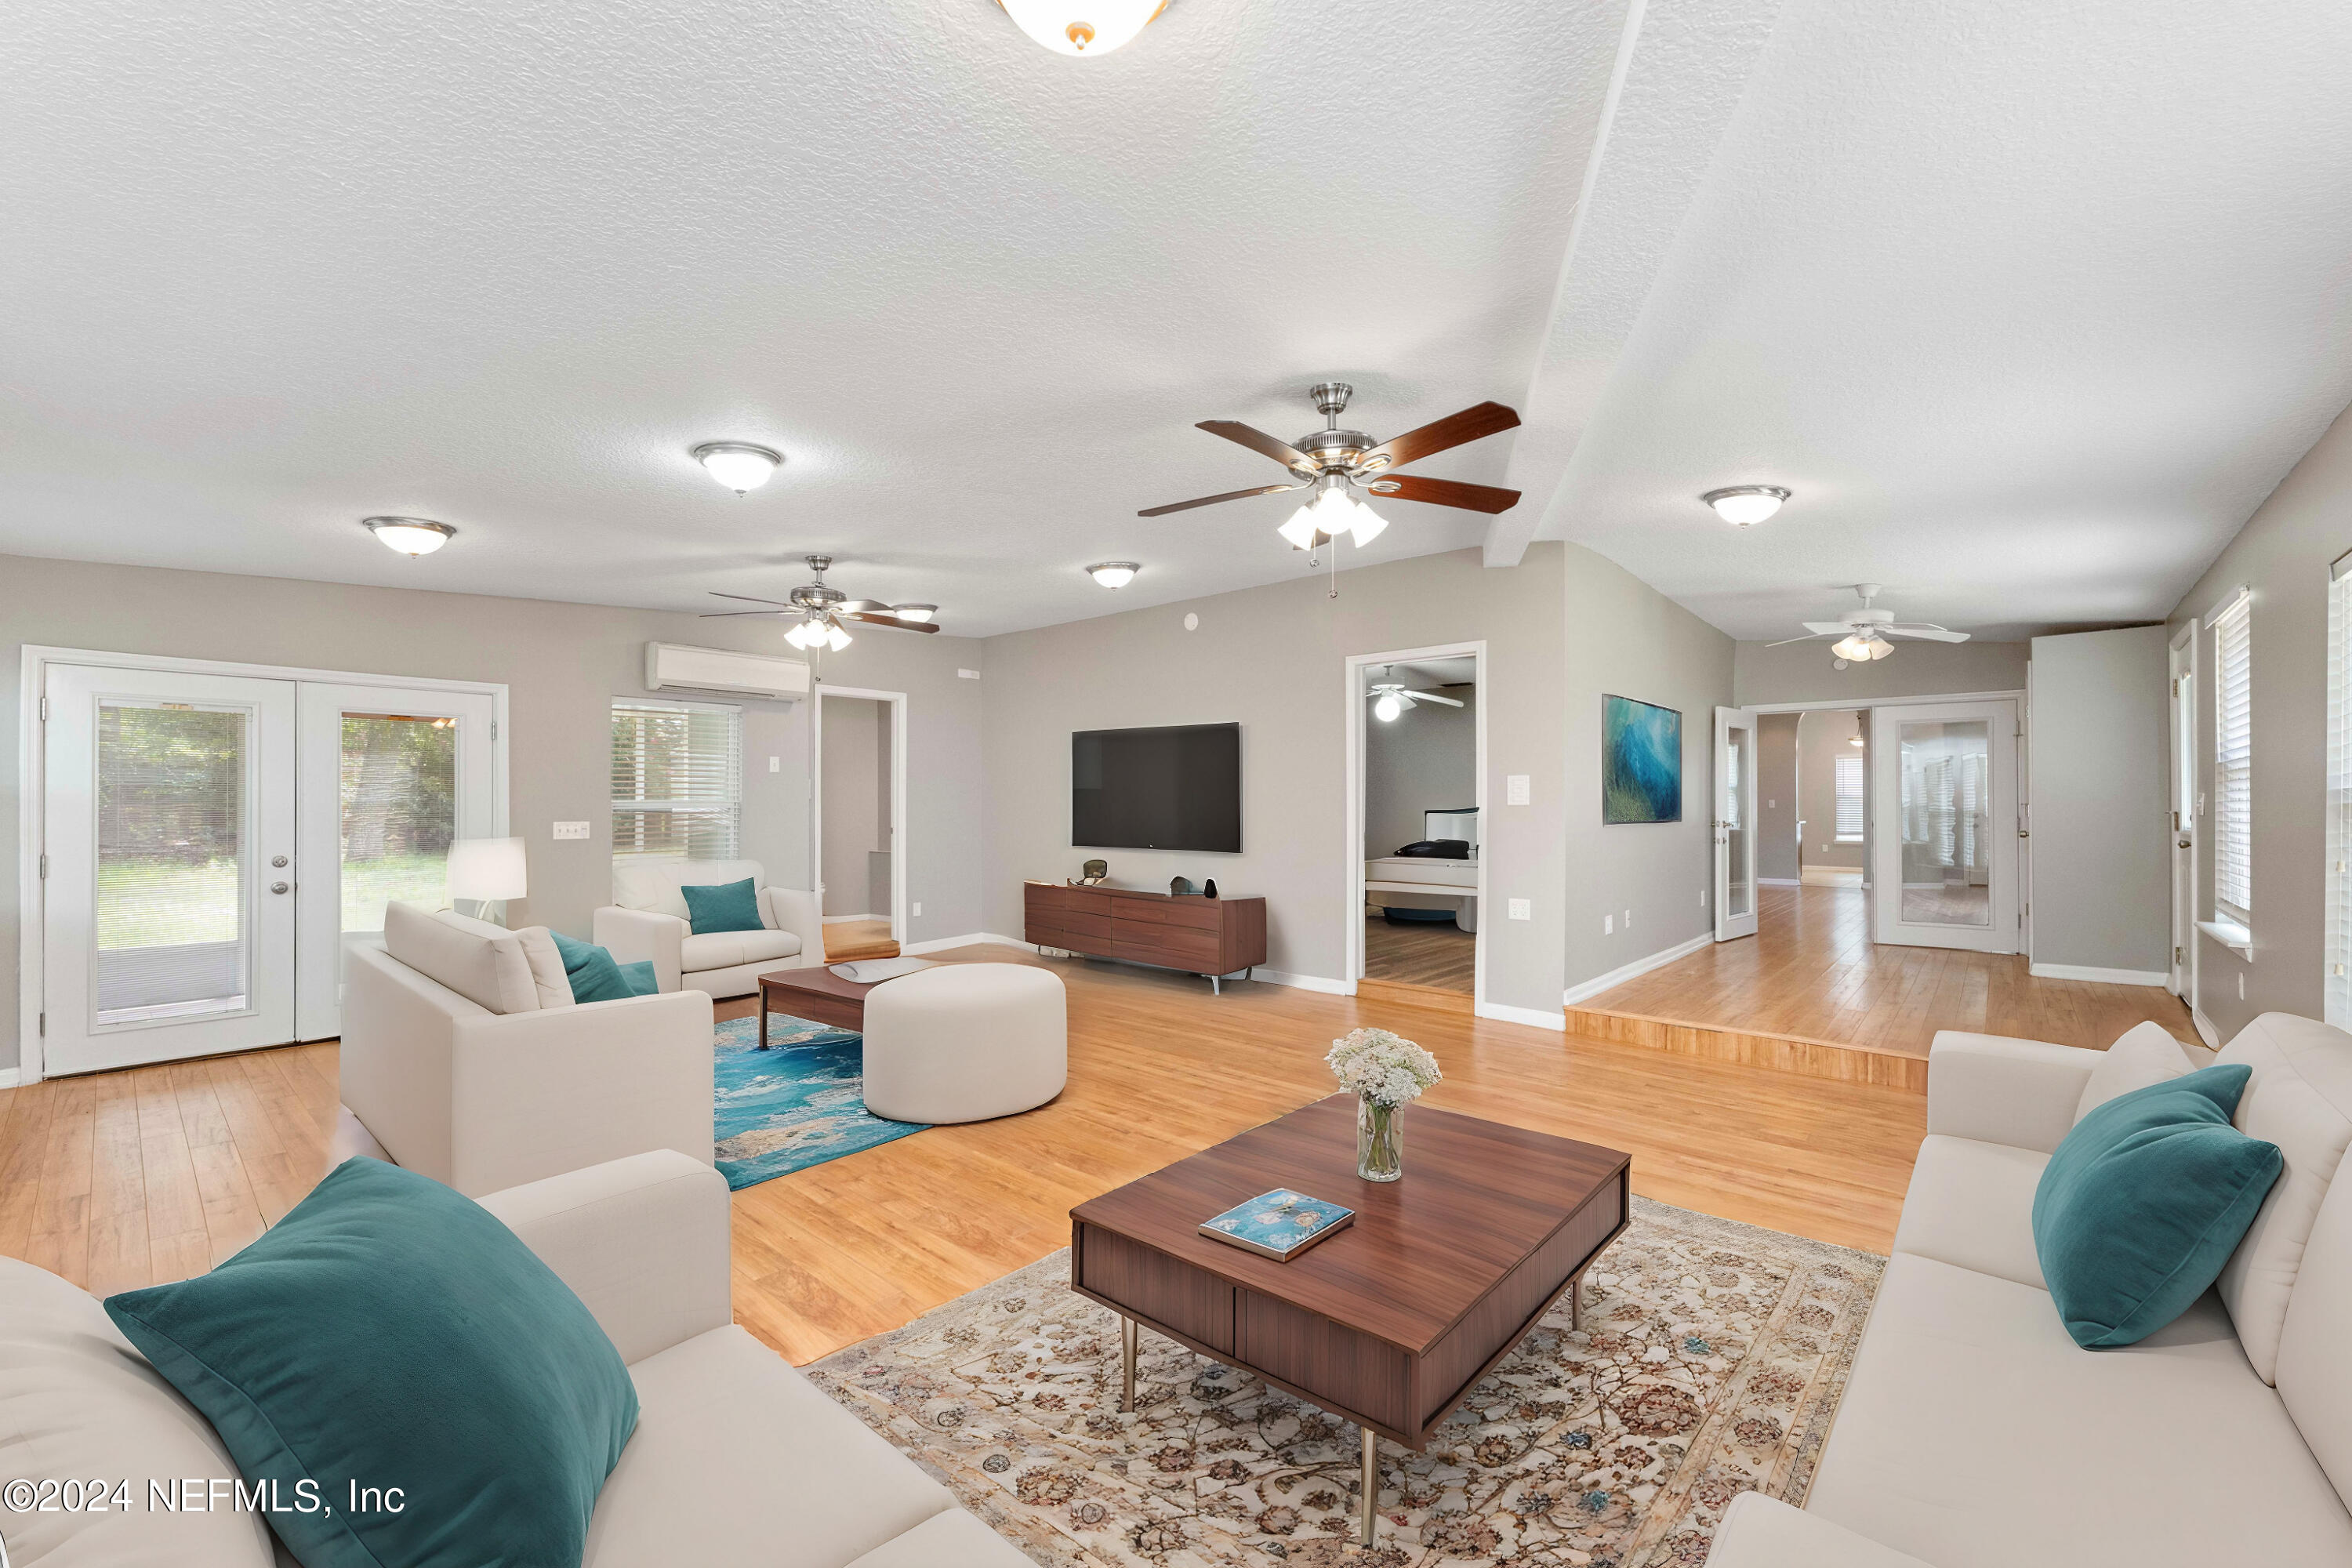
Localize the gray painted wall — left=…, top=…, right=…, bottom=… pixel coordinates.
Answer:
left=2028, top=626, right=2171, bottom=976
left=820, top=695, right=884, bottom=917
left=1756, top=713, right=1799, bottom=882
left=1736, top=638, right=2030, bottom=705
left=1798, top=710, right=1866, bottom=870
left=1364, top=683, right=1476, bottom=858
left=2167, top=401, right=2352, bottom=1037
left=1, top=553, right=986, bottom=1073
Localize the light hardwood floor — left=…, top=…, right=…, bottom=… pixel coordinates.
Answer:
left=1362, top=913, right=1475, bottom=992
left=1581, top=882, right=2194, bottom=1059
left=0, top=942, right=1927, bottom=1365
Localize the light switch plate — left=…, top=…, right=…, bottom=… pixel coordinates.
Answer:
left=768, top=756, right=780, bottom=773
left=913, top=902, right=923, bottom=916
left=1508, top=898, right=1531, bottom=921
left=552, top=821, right=590, bottom=840
left=1506, top=774, right=1531, bottom=806
left=1602, top=913, right=1613, bottom=934
left=957, top=669, right=981, bottom=680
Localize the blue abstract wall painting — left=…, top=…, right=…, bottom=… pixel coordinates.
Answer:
left=1602, top=695, right=1682, bottom=825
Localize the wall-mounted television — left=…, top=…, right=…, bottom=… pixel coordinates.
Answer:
left=1073, top=722, right=1241, bottom=853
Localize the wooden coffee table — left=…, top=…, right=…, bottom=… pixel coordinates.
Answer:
left=755, top=966, right=878, bottom=1043
left=1069, top=1096, right=1628, bottom=1544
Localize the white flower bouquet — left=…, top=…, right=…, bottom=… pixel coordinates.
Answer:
left=1326, top=1028, right=1439, bottom=1181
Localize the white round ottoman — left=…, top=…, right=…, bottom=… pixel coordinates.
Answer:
left=862, top=963, right=1068, bottom=1124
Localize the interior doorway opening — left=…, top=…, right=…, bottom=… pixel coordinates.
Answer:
left=1346, top=644, right=1485, bottom=1011
left=812, top=685, right=907, bottom=961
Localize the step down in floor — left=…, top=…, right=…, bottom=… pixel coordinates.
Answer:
left=1562, top=1006, right=1929, bottom=1094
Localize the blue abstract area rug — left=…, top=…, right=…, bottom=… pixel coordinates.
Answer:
left=713, top=1014, right=929, bottom=1190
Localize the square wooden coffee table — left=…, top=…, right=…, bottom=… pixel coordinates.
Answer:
left=1069, top=1095, right=1629, bottom=1544
left=755, top=967, right=875, bottom=1043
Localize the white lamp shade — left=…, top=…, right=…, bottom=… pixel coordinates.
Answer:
left=1277, top=504, right=1321, bottom=550
left=446, top=837, right=528, bottom=902
left=1000, top=0, right=1163, bottom=56
left=693, top=444, right=782, bottom=492
left=1373, top=692, right=1403, bottom=722
left=1348, top=502, right=1388, bottom=546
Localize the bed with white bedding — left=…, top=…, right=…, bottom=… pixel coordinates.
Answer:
left=1365, top=856, right=1479, bottom=932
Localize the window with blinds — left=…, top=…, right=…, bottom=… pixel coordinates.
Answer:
left=611, top=699, right=742, bottom=861
left=2212, top=591, right=2253, bottom=926
left=2328, top=559, right=2352, bottom=1025
left=1834, top=752, right=1864, bottom=841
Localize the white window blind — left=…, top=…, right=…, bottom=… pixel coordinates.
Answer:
left=2213, top=592, right=2252, bottom=925
left=2328, top=558, right=2352, bottom=1025
left=611, top=699, right=742, bottom=861
left=1834, top=753, right=1864, bottom=840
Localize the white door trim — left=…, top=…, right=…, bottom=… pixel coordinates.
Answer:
left=18, top=645, right=508, bottom=1084
left=813, top=685, right=909, bottom=946
left=2169, top=622, right=2199, bottom=1003
left=1343, top=641, right=1487, bottom=1017
left=1867, top=697, right=2020, bottom=953
left=1713, top=706, right=1761, bottom=941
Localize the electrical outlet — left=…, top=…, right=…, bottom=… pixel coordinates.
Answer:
left=1700, top=887, right=1708, bottom=906
left=551, top=821, right=590, bottom=840
left=1508, top=898, right=1531, bottom=921
left=1602, top=913, right=1613, bottom=935
left=2239, top=971, right=2246, bottom=1000
left=957, top=669, right=981, bottom=680
left=768, top=756, right=780, bottom=773
left=1507, top=774, right=1531, bottom=806
left=1624, top=909, right=1632, bottom=929
left=1767, top=798, right=1776, bottom=809
left=913, top=902, right=923, bottom=917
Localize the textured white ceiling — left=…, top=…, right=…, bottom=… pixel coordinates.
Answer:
left=1513, top=0, right=2352, bottom=641
left=0, top=0, right=1621, bottom=637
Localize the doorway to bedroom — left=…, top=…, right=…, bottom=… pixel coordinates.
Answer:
left=1346, top=643, right=1484, bottom=1012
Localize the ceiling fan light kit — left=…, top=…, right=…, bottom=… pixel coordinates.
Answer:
left=702, top=554, right=944, bottom=650
left=1085, top=562, right=1139, bottom=588
left=1367, top=666, right=1466, bottom=723
left=1701, top=485, right=1790, bottom=526
left=1770, top=584, right=1967, bottom=668
left=996, top=0, right=1167, bottom=56
left=691, top=442, right=782, bottom=493
left=362, top=517, right=456, bottom=556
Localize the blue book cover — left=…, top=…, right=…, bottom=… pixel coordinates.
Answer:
left=1198, top=1189, right=1355, bottom=1261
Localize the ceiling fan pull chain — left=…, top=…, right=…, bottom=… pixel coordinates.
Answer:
left=1329, top=540, right=1340, bottom=600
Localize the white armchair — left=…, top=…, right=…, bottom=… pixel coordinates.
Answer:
left=339, top=903, right=713, bottom=1197
left=593, top=858, right=825, bottom=1000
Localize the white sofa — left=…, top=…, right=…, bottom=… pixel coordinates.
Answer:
left=595, top=858, right=826, bottom=999
left=1707, top=1013, right=2352, bottom=1566
left=340, top=902, right=714, bottom=1197
left=0, top=1150, right=1030, bottom=1567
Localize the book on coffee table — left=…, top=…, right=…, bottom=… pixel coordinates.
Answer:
left=1198, top=1189, right=1354, bottom=1261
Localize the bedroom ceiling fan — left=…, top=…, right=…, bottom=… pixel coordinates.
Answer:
left=1767, top=584, right=1969, bottom=665
left=1138, top=383, right=1523, bottom=550
left=1368, top=667, right=1466, bottom=723
left=701, top=555, right=941, bottom=652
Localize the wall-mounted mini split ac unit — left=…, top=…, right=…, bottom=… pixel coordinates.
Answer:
left=644, top=642, right=811, bottom=701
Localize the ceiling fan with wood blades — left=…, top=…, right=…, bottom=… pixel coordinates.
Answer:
left=1139, top=383, right=1523, bottom=550
left=1367, top=666, right=1466, bottom=722
left=702, top=555, right=940, bottom=652
left=1766, top=583, right=1969, bottom=664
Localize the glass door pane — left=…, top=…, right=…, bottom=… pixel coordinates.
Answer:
left=1726, top=728, right=1753, bottom=919
left=95, top=701, right=253, bottom=1023
left=1897, top=719, right=1992, bottom=926
left=338, top=712, right=458, bottom=949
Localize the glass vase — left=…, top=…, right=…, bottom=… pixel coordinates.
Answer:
left=1356, top=1096, right=1403, bottom=1182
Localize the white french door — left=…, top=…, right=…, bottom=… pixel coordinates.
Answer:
left=1713, top=706, right=1760, bottom=941
left=42, top=666, right=299, bottom=1073
left=294, top=685, right=497, bottom=1040
left=1869, top=698, right=2020, bottom=953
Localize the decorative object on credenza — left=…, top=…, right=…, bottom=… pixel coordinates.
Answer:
left=1168, top=875, right=1196, bottom=896
left=1326, top=1027, right=1441, bottom=1182
left=1602, top=692, right=1684, bottom=825
left=1199, top=1189, right=1354, bottom=1261
left=1203, top=877, right=1218, bottom=899
left=1070, top=858, right=1109, bottom=887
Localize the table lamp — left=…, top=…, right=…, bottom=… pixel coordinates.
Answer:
left=446, top=837, right=528, bottom=926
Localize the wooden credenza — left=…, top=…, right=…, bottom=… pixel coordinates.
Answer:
left=1024, top=881, right=1268, bottom=992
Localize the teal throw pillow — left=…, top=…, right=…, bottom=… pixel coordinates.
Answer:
left=2031, top=1063, right=2281, bottom=1349
left=551, top=929, right=661, bottom=1002
left=103, top=1156, right=637, bottom=1568
left=681, top=875, right=764, bottom=935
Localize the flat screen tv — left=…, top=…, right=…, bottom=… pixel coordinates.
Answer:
left=1072, top=723, right=1241, bottom=853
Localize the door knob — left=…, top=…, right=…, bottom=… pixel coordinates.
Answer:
left=271, top=855, right=289, bottom=868
left=270, top=881, right=289, bottom=895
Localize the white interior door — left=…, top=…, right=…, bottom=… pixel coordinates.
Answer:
left=2169, top=637, right=2198, bottom=997
left=295, top=684, right=498, bottom=1040
left=1870, top=698, right=2020, bottom=953
left=41, top=666, right=297, bottom=1073
left=1714, top=706, right=1760, bottom=941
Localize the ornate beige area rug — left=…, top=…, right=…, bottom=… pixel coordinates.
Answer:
left=808, top=1197, right=1882, bottom=1566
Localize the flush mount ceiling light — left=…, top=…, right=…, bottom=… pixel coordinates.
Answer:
left=1702, top=485, right=1791, bottom=526
left=891, top=603, right=938, bottom=622
left=1086, top=562, right=1139, bottom=588
left=362, top=517, right=456, bottom=556
left=691, top=442, right=782, bottom=494
left=996, top=0, right=1167, bottom=56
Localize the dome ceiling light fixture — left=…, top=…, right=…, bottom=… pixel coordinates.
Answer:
left=1701, top=485, right=1791, bottom=526
left=691, top=442, right=782, bottom=494
left=362, top=517, right=456, bottom=556
left=1086, top=562, right=1140, bottom=588
left=891, top=604, right=938, bottom=622
left=996, top=0, right=1168, bottom=56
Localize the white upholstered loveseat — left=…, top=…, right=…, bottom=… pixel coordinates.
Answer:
left=1707, top=1012, right=2352, bottom=1566
left=340, top=902, right=713, bottom=1197
left=0, top=1151, right=1031, bottom=1567
left=593, top=858, right=826, bottom=999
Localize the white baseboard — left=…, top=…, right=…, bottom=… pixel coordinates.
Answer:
left=2028, top=962, right=2171, bottom=986
left=1757, top=877, right=1801, bottom=886
left=1800, top=866, right=1864, bottom=886
left=822, top=913, right=879, bottom=925
left=1253, top=968, right=1350, bottom=995
left=1476, top=1000, right=1567, bottom=1031
left=1561, top=931, right=1715, bottom=1007
left=0, top=1068, right=18, bottom=1090
left=901, top=931, right=1031, bottom=955
left=2191, top=1005, right=2223, bottom=1050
